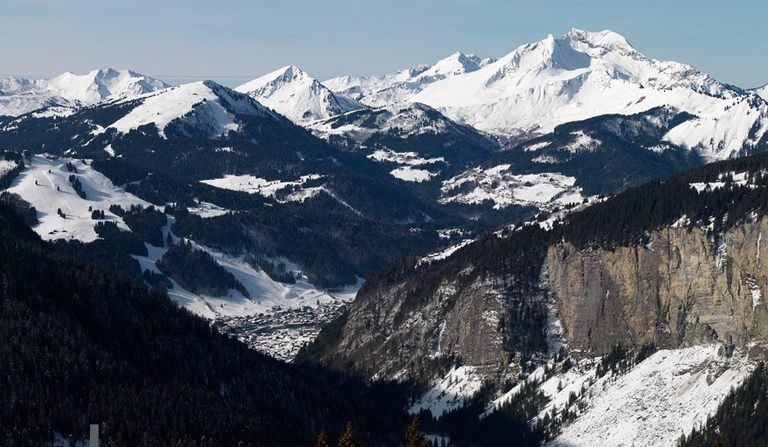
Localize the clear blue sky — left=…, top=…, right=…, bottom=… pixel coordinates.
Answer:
left=2, top=0, right=766, bottom=88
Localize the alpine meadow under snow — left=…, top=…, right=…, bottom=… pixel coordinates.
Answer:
left=2, top=23, right=768, bottom=447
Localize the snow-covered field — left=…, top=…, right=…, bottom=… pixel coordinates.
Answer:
left=6, top=155, right=149, bottom=241
left=368, top=148, right=445, bottom=166
left=366, top=149, right=443, bottom=182
left=440, top=164, right=584, bottom=210
left=390, top=166, right=437, bottom=182
left=133, top=228, right=360, bottom=319
left=200, top=173, right=325, bottom=202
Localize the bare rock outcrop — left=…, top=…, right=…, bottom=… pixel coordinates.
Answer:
left=548, top=218, right=768, bottom=354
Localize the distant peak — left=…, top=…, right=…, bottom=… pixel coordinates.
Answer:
left=426, top=52, right=487, bottom=77
left=276, top=65, right=309, bottom=79
left=201, top=79, right=224, bottom=89
left=564, top=28, right=635, bottom=52
left=439, top=51, right=482, bottom=64
left=91, top=67, right=126, bottom=78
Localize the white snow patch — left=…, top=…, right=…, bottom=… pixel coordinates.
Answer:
left=186, top=201, right=231, bottom=218
left=550, top=345, right=754, bottom=447
left=200, top=174, right=325, bottom=202
left=390, top=166, right=438, bottom=182
left=746, top=276, right=763, bottom=310
left=532, top=155, right=560, bottom=164
left=563, top=131, right=601, bottom=153
left=0, top=159, right=18, bottom=177
left=368, top=148, right=444, bottom=166
left=440, top=165, right=583, bottom=210
left=409, top=365, right=485, bottom=417
left=419, top=239, right=474, bottom=265
left=524, top=141, right=551, bottom=152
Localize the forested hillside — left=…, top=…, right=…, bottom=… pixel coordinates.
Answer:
left=0, top=204, right=411, bottom=446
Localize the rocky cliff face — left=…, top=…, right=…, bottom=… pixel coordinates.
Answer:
left=303, top=226, right=551, bottom=385
left=548, top=218, right=768, bottom=355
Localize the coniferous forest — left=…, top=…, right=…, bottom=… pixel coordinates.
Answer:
left=0, top=204, right=415, bottom=446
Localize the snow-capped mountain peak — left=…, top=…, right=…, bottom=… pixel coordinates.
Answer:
left=416, top=51, right=494, bottom=79
left=565, top=28, right=636, bottom=53
left=100, top=80, right=275, bottom=139
left=495, top=32, right=592, bottom=74
left=0, top=68, right=168, bottom=116
left=235, top=65, right=363, bottom=124
left=45, top=67, right=169, bottom=104
left=324, top=51, right=494, bottom=107
left=409, top=29, right=767, bottom=158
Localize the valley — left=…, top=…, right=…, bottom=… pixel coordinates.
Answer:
left=1, top=22, right=768, bottom=447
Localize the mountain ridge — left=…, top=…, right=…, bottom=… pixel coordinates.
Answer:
left=236, top=65, right=364, bottom=124
left=0, top=67, right=168, bottom=116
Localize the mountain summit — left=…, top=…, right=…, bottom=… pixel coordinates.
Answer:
left=323, top=52, right=495, bottom=107
left=235, top=65, right=363, bottom=123
left=0, top=68, right=168, bottom=116
left=411, top=28, right=764, bottom=158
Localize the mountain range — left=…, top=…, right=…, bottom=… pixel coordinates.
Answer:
left=0, top=67, right=169, bottom=116
left=1, top=27, right=768, bottom=446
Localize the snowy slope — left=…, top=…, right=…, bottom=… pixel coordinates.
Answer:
left=98, top=80, right=275, bottom=138
left=406, top=29, right=768, bottom=159
left=134, top=229, right=358, bottom=320
left=324, top=52, right=495, bottom=107
left=0, top=68, right=168, bottom=116
left=549, top=345, right=754, bottom=447
left=235, top=66, right=364, bottom=124
left=5, top=155, right=351, bottom=313
left=200, top=173, right=326, bottom=202
left=439, top=164, right=585, bottom=210
left=6, top=155, right=149, bottom=242
left=308, top=102, right=497, bottom=183
left=753, top=83, right=768, bottom=101
left=310, top=101, right=480, bottom=141
left=409, top=365, right=484, bottom=417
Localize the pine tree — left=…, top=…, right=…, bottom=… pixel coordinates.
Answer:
left=401, top=416, right=431, bottom=447
left=314, top=429, right=330, bottom=447
left=337, top=421, right=359, bottom=447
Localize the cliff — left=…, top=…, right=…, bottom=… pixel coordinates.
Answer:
left=301, top=226, right=551, bottom=385
left=548, top=218, right=768, bottom=354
